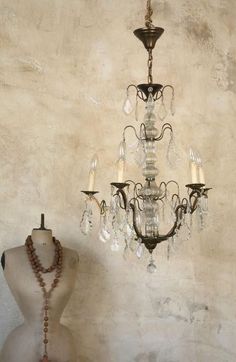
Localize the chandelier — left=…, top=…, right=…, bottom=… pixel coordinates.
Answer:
left=80, top=0, right=211, bottom=273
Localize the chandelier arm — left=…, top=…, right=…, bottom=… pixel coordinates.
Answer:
left=140, top=123, right=148, bottom=139
left=83, top=194, right=107, bottom=215
left=116, top=189, right=128, bottom=210
left=125, top=179, right=135, bottom=185
left=181, top=197, right=189, bottom=206
left=127, top=84, right=138, bottom=93
left=161, top=84, right=175, bottom=97
left=129, top=202, right=143, bottom=238
left=171, top=193, right=181, bottom=207
left=123, top=125, right=141, bottom=141
left=134, top=182, right=144, bottom=198
left=129, top=197, right=143, bottom=211
left=99, top=200, right=107, bottom=215
left=158, top=181, right=167, bottom=199
left=164, top=204, right=188, bottom=239
left=166, top=180, right=180, bottom=196
left=189, top=190, right=201, bottom=213
left=154, top=123, right=173, bottom=141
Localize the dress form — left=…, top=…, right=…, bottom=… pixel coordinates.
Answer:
left=0, top=221, right=79, bottom=362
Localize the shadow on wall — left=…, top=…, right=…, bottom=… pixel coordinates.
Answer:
left=134, top=352, right=158, bottom=362
left=62, top=244, right=112, bottom=362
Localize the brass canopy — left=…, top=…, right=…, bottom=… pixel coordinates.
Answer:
left=133, top=27, right=164, bottom=50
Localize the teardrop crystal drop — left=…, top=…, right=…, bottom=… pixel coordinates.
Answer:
left=167, top=133, right=180, bottom=169
left=136, top=242, right=144, bottom=258
left=170, top=96, right=176, bottom=116
left=99, top=231, right=107, bottom=243
left=123, top=96, right=133, bottom=115
left=147, top=258, right=157, bottom=273
left=99, top=214, right=111, bottom=242
left=129, top=237, right=138, bottom=252
left=80, top=210, right=92, bottom=235
left=147, top=254, right=157, bottom=274
left=111, top=240, right=120, bottom=252
left=158, top=100, right=167, bottom=121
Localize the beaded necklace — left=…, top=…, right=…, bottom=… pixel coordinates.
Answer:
left=25, top=235, right=63, bottom=362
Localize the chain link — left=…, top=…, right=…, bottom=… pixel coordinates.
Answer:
left=148, top=49, right=153, bottom=84
left=145, top=0, right=154, bottom=29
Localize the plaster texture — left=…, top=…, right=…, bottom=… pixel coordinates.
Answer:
left=0, top=1, right=236, bottom=361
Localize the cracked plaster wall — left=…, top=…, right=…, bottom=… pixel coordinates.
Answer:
left=0, top=1, right=236, bottom=361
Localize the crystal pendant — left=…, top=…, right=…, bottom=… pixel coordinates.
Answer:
left=136, top=240, right=144, bottom=259
left=201, top=196, right=208, bottom=215
left=166, top=132, right=180, bottom=169
left=163, top=197, right=176, bottom=225
left=197, top=201, right=206, bottom=231
left=147, top=255, right=157, bottom=273
left=123, top=240, right=129, bottom=259
left=99, top=214, right=110, bottom=243
left=178, top=215, right=191, bottom=242
left=129, top=237, right=139, bottom=252
left=123, top=95, right=133, bottom=115
left=110, top=238, right=120, bottom=252
left=170, top=95, right=176, bottom=116
left=158, top=98, right=167, bottom=121
left=80, top=201, right=93, bottom=235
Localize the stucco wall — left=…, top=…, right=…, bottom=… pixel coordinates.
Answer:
left=0, top=0, right=236, bottom=361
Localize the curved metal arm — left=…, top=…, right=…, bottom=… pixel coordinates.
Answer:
left=123, top=125, right=141, bottom=141
left=129, top=202, right=142, bottom=238
left=161, top=84, right=175, bottom=97
left=154, top=123, right=173, bottom=141
left=116, top=188, right=128, bottom=210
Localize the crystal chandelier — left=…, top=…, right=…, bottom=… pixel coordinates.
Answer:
left=80, top=0, right=212, bottom=272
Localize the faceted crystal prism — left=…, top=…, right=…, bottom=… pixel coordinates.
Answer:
left=123, top=96, right=133, bottom=115
left=136, top=241, right=144, bottom=259
left=158, top=99, right=167, bottom=121
left=167, top=133, right=180, bottom=169
left=111, top=239, right=120, bottom=251
left=80, top=209, right=92, bottom=235
left=147, top=256, right=157, bottom=273
left=170, top=96, right=176, bottom=116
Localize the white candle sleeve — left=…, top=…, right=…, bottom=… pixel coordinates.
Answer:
left=199, top=166, right=205, bottom=184
left=190, top=162, right=198, bottom=184
left=117, top=158, right=125, bottom=183
left=88, top=170, right=95, bottom=191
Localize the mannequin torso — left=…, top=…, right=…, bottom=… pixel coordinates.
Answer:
left=0, top=230, right=79, bottom=362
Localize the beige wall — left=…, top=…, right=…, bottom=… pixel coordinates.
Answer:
left=0, top=0, right=236, bottom=361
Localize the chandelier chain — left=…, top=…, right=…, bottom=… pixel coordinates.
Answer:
left=145, top=0, right=154, bottom=28
left=148, top=49, right=153, bottom=84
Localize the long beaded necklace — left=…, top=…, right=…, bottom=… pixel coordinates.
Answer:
left=25, top=235, right=63, bottom=362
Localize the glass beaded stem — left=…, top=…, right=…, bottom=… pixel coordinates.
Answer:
left=25, top=236, right=63, bottom=362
